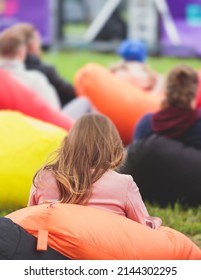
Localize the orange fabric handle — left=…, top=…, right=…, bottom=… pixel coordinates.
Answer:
left=37, top=229, right=48, bottom=251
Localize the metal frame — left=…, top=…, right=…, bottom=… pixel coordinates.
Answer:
left=84, top=0, right=122, bottom=42
left=59, top=0, right=180, bottom=52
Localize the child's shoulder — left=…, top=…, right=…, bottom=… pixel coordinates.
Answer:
left=106, top=169, right=133, bottom=184
left=35, top=169, right=57, bottom=188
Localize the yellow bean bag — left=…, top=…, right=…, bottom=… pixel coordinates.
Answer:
left=7, top=203, right=201, bottom=260
left=75, top=63, right=163, bottom=145
left=0, top=111, right=66, bottom=209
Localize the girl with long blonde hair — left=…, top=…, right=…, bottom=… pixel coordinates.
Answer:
left=28, top=113, right=162, bottom=229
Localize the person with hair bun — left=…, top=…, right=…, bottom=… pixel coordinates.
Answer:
left=28, top=113, right=162, bottom=229
left=133, top=65, right=201, bottom=148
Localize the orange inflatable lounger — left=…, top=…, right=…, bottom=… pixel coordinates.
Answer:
left=75, top=63, right=162, bottom=145
left=7, top=203, right=201, bottom=260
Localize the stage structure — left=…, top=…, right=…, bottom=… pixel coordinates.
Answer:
left=0, top=0, right=56, bottom=47
left=160, top=0, right=201, bottom=57
left=63, top=0, right=199, bottom=56
left=0, top=0, right=201, bottom=57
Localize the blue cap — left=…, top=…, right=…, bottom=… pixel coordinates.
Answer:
left=117, top=39, right=147, bottom=62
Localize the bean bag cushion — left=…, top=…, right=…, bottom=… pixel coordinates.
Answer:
left=0, top=217, right=68, bottom=260
left=0, top=111, right=66, bottom=209
left=120, top=135, right=201, bottom=206
left=0, top=70, right=73, bottom=131
left=74, top=63, right=162, bottom=144
left=6, top=203, right=201, bottom=260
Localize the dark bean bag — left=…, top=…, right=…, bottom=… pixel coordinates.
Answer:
left=120, top=135, right=201, bottom=207
left=0, top=217, right=69, bottom=260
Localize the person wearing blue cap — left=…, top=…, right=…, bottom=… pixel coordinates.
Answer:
left=109, top=39, right=164, bottom=93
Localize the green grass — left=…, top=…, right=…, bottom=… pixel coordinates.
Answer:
left=1, top=50, right=201, bottom=249
left=43, top=50, right=201, bottom=82
left=147, top=203, right=201, bottom=247
left=43, top=50, right=118, bottom=82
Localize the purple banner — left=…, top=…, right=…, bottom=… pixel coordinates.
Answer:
left=161, top=0, right=201, bottom=57
left=0, top=0, right=54, bottom=45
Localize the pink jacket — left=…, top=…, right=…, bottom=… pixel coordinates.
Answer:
left=28, top=169, right=162, bottom=229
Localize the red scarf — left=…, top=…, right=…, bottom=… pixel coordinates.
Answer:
left=152, top=106, right=200, bottom=138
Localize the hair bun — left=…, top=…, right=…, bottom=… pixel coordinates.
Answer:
left=166, top=65, right=198, bottom=109
left=176, top=70, right=189, bottom=84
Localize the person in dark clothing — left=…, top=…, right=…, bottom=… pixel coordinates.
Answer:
left=0, top=217, right=69, bottom=260
left=25, top=54, right=76, bottom=106
left=14, top=23, right=76, bottom=107
left=133, top=64, right=201, bottom=149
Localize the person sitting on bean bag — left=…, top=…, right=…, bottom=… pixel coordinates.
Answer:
left=0, top=26, right=61, bottom=109
left=0, top=25, right=95, bottom=121
left=110, top=39, right=164, bottom=94
left=28, top=113, right=162, bottom=229
left=133, top=64, right=201, bottom=149
left=12, top=22, right=76, bottom=107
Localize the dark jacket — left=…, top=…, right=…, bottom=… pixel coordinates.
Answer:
left=25, top=54, right=76, bottom=107
left=0, top=217, right=69, bottom=260
left=133, top=112, right=201, bottom=149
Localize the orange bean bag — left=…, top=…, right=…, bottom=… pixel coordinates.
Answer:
left=75, top=63, right=162, bottom=144
left=0, top=70, right=73, bottom=131
left=7, top=203, right=201, bottom=260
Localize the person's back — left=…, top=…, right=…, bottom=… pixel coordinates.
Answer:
left=0, top=27, right=60, bottom=109
left=13, top=23, right=76, bottom=107
left=28, top=114, right=162, bottom=229
left=26, top=54, right=75, bottom=106
left=110, top=39, right=164, bottom=94
left=176, top=115, right=201, bottom=148
left=89, top=169, right=132, bottom=215
left=133, top=65, right=201, bottom=149
left=109, top=61, right=159, bottom=91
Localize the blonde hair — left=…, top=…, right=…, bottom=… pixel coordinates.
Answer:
left=0, top=27, right=26, bottom=57
left=34, top=114, right=125, bottom=204
left=163, top=65, right=198, bottom=109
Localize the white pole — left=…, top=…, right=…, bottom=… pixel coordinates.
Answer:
left=154, top=0, right=181, bottom=45
left=84, top=0, right=122, bottom=42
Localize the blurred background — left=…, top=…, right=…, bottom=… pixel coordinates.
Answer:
left=1, top=0, right=201, bottom=57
